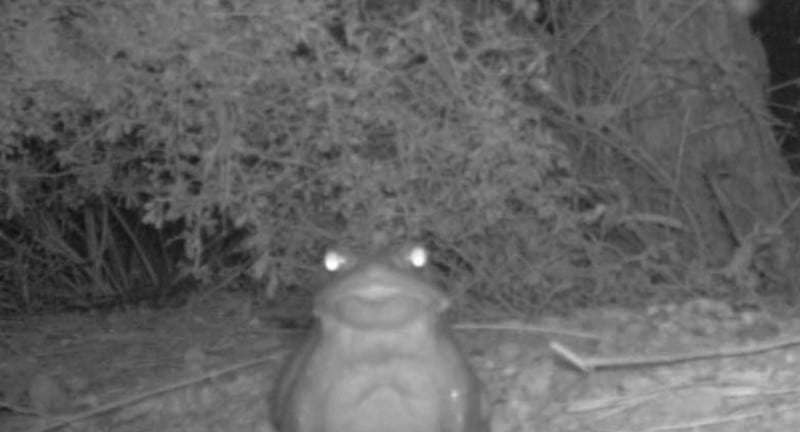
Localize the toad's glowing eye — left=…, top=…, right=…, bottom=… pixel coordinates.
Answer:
left=324, top=250, right=350, bottom=272
left=407, top=246, right=428, bottom=268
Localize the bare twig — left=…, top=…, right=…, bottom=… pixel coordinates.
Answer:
left=552, top=334, right=800, bottom=372
left=455, top=321, right=601, bottom=340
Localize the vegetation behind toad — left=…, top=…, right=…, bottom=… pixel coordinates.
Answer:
left=0, top=0, right=797, bottom=315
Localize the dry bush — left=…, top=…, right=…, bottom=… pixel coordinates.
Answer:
left=1, top=0, right=796, bottom=315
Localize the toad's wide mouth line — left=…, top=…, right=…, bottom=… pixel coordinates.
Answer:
left=319, top=270, right=446, bottom=303
left=335, top=282, right=426, bottom=300
left=318, top=280, right=448, bottom=310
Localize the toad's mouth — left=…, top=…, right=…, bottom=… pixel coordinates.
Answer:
left=322, top=282, right=443, bottom=328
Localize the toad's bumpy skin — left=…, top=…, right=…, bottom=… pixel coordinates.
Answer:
left=273, top=244, right=489, bottom=432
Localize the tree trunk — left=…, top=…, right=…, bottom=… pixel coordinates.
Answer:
left=561, top=0, right=791, bottom=264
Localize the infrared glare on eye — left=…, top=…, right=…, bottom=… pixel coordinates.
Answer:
left=324, top=250, right=348, bottom=272
left=408, top=246, right=428, bottom=268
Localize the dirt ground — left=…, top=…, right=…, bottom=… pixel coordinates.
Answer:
left=2, top=293, right=800, bottom=432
